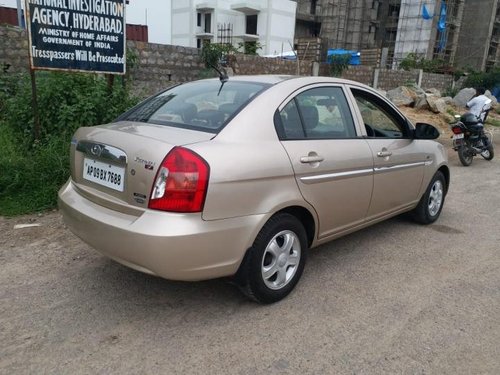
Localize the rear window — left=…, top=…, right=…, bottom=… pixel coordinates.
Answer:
left=119, top=80, right=270, bottom=133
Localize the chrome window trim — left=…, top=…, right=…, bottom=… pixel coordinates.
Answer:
left=300, top=161, right=427, bottom=184
left=300, top=168, right=373, bottom=184
left=373, top=161, right=426, bottom=174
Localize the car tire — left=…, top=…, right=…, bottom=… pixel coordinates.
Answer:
left=481, top=145, right=494, bottom=161
left=238, top=213, right=307, bottom=304
left=412, top=171, right=446, bottom=225
left=458, top=145, right=473, bottom=166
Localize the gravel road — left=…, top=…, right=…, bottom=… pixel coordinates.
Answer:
left=1, top=142, right=499, bottom=374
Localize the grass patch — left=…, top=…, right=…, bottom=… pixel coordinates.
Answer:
left=486, top=117, right=500, bottom=127
left=0, top=123, right=70, bottom=216
left=0, top=71, right=139, bottom=216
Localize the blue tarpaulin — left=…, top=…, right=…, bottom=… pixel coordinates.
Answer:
left=422, top=4, right=432, bottom=20
left=437, top=2, right=447, bottom=31
left=327, top=49, right=361, bottom=65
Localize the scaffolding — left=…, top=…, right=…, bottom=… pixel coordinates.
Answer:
left=294, top=0, right=474, bottom=68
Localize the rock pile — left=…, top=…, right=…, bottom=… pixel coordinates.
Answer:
left=386, top=85, right=498, bottom=115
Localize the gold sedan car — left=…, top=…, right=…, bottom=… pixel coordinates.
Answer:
left=59, top=75, right=449, bottom=303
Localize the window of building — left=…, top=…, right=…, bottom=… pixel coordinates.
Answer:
left=388, top=4, right=400, bottom=18
left=310, top=0, right=317, bottom=15
left=246, top=15, right=258, bottom=35
left=196, top=38, right=202, bottom=49
left=197, top=12, right=202, bottom=27
left=204, top=13, right=211, bottom=33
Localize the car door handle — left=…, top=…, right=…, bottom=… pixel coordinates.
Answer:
left=300, top=155, right=324, bottom=164
left=377, top=151, right=393, bottom=157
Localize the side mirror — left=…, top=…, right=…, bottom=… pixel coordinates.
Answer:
left=414, top=123, right=440, bottom=140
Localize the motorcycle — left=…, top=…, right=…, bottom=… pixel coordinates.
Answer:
left=451, top=102, right=494, bottom=166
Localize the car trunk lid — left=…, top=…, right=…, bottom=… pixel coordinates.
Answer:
left=70, top=121, right=214, bottom=213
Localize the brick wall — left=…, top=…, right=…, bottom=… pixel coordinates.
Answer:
left=341, top=66, right=374, bottom=86
left=376, top=69, right=420, bottom=91
left=0, top=26, right=29, bottom=73
left=0, top=24, right=463, bottom=99
left=421, top=72, right=454, bottom=92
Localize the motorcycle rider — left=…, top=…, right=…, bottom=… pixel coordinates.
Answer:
left=466, top=87, right=492, bottom=146
left=466, top=87, right=491, bottom=122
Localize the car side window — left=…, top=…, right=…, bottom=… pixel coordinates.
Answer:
left=276, top=86, right=356, bottom=140
left=279, top=99, right=306, bottom=139
left=351, top=89, right=409, bottom=138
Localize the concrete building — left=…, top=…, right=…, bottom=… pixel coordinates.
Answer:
left=171, top=0, right=297, bottom=56
left=294, top=0, right=379, bottom=51
left=455, top=0, right=500, bottom=71
left=293, top=0, right=500, bottom=71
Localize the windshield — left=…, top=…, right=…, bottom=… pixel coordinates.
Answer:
left=119, top=80, right=270, bottom=133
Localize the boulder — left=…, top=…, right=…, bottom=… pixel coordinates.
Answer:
left=453, top=88, right=476, bottom=107
left=387, top=86, right=414, bottom=107
left=485, top=90, right=498, bottom=106
left=427, top=95, right=449, bottom=113
left=414, top=94, right=430, bottom=110
left=441, top=96, right=454, bottom=105
left=425, top=88, right=442, bottom=97
left=376, top=89, right=387, bottom=97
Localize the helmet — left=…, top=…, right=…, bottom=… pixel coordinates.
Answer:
left=460, top=112, right=480, bottom=126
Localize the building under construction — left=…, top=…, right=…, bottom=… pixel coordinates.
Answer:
left=294, top=0, right=500, bottom=71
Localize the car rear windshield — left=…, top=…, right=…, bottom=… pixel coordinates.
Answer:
left=119, top=80, right=270, bottom=133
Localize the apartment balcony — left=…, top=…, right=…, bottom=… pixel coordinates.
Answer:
left=195, top=32, right=214, bottom=39
left=196, top=2, right=215, bottom=11
left=231, top=2, right=261, bottom=15
left=234, top=33, right=260, bottom=41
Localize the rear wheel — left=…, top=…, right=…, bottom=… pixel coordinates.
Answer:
left=412, top=171, right=446, bottom=225
left=481, top=145, right=494, bottom=161
left=238, top=213, right=307, bottom=304
left=458, top=145, right=473, bottom=166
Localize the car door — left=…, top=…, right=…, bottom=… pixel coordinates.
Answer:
left=275, top=85, right=374, bottom=239
left=348, top=87, right=427, bottom=220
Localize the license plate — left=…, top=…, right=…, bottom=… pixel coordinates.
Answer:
left=83, top=158, right=125, bottom=192
left=453, top=133, right=464, bottom=140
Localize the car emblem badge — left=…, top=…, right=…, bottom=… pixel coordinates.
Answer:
left=90, top=144, right=103, bottom=157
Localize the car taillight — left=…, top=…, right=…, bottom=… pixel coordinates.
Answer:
left=452, top=126, right=463, bottom=135
left=148, top=147, right=209, bottom=213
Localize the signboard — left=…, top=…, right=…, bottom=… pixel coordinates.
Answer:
left=24, top=0, right=126, bottom=74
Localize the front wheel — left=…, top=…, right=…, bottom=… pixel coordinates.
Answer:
left=481, top=145, right=494, bottom=161
left=412, top=171, right=446, bottom=225
left=237, top=213, right=307, bottom=304
left=458, top=145, right=473, bottom=166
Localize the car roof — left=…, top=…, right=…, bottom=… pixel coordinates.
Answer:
left=200, top=75, right=372, bottom=90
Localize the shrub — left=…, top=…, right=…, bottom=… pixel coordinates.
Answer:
left=200, top=43, right=235, bottom=68
left=463, top=68, right=500, bottom=91
left=0, top=70, right=139, bottom=216
left=329, top=54, right=351, bottom=77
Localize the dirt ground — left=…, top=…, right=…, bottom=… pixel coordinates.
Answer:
left=1, top=109, right=500, bottom=374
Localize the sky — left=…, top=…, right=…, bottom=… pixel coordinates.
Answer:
left=0, top=0, right=172, bottom=44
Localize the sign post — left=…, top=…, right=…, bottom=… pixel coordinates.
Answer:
left=23, top=0, right=126, bottom=138
left=24, top=0, right=126, bottom=74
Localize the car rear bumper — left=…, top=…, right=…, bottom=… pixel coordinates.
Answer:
left=58, top=180, right=265, bottom=281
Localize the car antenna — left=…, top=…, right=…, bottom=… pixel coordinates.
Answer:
left=208, top=63, right=228, bottom=96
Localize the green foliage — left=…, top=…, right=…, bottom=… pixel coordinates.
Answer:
left=200, top=43, right=236, bottom=68
left=237, top=41, right=263, bottom=55
left=442, top=86, right=459, bottom=98
left=399, top=52, right=447, bottom=73
left=486, top=117, right=500, bottom=127
left=0, top=70, right=139, bottom=216
left=0, top=127, right=69, bottom=215
left=463, top=68, right=500, bottom=91
left=328, top=54, right=351, bottom=77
